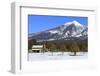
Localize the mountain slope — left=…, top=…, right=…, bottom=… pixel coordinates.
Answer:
left=28, top=20, right=88, bottom=41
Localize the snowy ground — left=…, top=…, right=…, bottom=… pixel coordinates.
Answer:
left=28, top=52, right=88, bottom=61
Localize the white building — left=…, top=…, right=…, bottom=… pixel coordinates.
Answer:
left=32, top=45, right=44, bottom=53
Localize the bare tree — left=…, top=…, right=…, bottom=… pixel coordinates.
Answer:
left=61, top=44, right=66, bottom=55
left=70, top=41, right=80, bottom=56
left=50, top=43, right=56, bottom=55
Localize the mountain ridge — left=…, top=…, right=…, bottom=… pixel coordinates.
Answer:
left=28, top=20, right=88, bottom=41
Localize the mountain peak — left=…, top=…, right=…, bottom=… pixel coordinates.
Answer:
left=72, top=20, right=82, bottom=26
left=64, top=20, right=82, bottom=27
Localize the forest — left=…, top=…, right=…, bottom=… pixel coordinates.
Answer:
left=28, top=39, right=88, bottom=55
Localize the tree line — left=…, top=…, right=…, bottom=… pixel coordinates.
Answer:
left=28, top=39, right=88, bottom=55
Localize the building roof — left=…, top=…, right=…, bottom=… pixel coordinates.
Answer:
left=32, top=45, right=43, bottom=48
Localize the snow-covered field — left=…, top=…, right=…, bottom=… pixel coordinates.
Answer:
left=28, top=52, right=87, bottom=61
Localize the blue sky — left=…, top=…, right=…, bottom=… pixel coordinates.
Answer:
left=28, top=15, right=88, bottom=34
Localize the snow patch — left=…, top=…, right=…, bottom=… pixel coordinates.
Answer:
left=49, top=30, right=59, bottom=34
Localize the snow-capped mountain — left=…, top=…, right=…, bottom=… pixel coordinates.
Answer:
left=28, top=20, right=88, bottom=41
